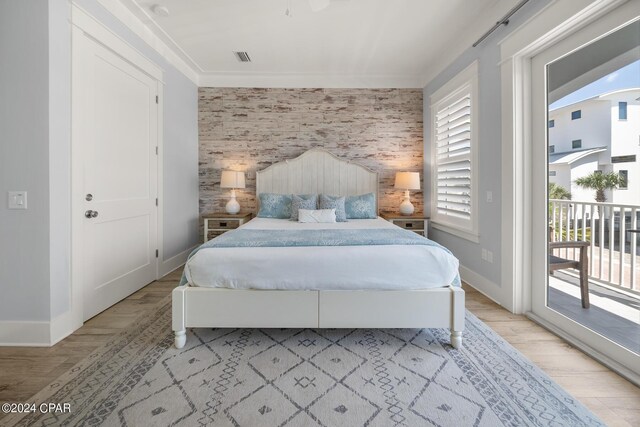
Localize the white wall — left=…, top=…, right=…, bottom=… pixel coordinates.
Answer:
left=549, top=100, right=611, bottom=154
left=423, top=0, right=552, bottom=292
left=49, top=0, right=72, bottom=319
left=0, top=0, right=52, bottom=322
left=161, top=67, right=199, bottom=262
left=0, top=0, right=199, bottom=343
left=611, top=101, right=640, bottom=206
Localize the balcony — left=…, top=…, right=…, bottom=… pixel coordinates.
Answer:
left=549, top=199, right=640, bottom=353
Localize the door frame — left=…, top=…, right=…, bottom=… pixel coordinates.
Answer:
left=500, top=0, right=639, bottom=385
left=70, top=5, right=164, bottom=330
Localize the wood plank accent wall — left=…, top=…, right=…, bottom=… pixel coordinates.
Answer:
left=199, top=88, right=423, bottom=216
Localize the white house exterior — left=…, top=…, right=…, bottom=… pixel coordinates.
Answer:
left=548, top=88, right=640, bottom=205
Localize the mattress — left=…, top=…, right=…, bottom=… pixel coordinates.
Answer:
left=183, top=217, right=460, bottom=290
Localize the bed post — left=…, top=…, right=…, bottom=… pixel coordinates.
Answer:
left=172, top=286, right=187, bottom=349
left=450, top=286, right=465, bottom=349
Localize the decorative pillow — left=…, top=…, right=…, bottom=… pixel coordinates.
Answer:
left=257, top=193, right=292, bottom=219
left=319, top=194, right=347, bottom=222
left=298, top=208, right=336, bottom=223
left=346, top=192, right=377, bottom=219
left=290, top=194, right=318, bottom=221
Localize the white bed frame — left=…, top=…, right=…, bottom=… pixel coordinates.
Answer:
left=172, top=149, right=464, bottom=349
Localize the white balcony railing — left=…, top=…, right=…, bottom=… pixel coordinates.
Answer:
left=549, top=199, right=639, bottom=293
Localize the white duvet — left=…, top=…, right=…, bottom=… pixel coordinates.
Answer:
left=184, top=217, right=459, bottom=290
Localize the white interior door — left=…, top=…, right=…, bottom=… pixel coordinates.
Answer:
left=531, top=5, right=640, bottom=380
left=74, top=33, right=159, bottom=321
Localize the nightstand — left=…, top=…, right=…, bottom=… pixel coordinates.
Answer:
left=202, top=213, right=252, bottom=242
left=380, top=213, right=428, bottom=237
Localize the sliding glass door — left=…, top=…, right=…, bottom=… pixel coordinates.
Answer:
left=531, top=7, right=640, bottom=381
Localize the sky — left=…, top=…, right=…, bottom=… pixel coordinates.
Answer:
left=550, top=59, right=640, bottom=110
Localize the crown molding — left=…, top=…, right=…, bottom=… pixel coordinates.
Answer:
left=198, top=72, right=423, bottom=88
left=93, top=0, right=199, bottom=84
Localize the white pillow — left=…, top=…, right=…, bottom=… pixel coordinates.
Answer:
left=298, top=208, right=337, bottom=223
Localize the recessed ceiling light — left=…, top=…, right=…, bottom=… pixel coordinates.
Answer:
left=150, top=4, right=170, bottom=17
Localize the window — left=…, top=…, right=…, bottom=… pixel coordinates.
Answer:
left=430, top=61, right=478, bottom=242
left=619, top=102, right=627, bottom=120
left=548, top=119, right=555, bottom=128
left=619, top=170, right=628, bottom=189
left=571, top=110, right=581, bottom=120
left=549, top=171, right=556, bottom=176
left=549, top=145, right=555, bottom=153
left=572, top=139, right=582, bottom=149
left=612, top=155, right=636, bottom=163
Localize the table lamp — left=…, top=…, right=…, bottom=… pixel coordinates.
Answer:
left=394, top=172, right=420, bottom=215
left=220, top=170, right=245, bottom=214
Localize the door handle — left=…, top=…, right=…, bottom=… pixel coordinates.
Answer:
left=85, top=210, right=99, bottom=218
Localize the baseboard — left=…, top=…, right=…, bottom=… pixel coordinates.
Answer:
left=0, top=321, right=51, bottom=346
left=159, top=245, right=197, bottom=277
left=50, top=310, right=81, bottom=346
left=1, top=245, right=197, bottom=347
left=458, top=265, right=503, bottom=306
left=0, top=310, right=81, bottom=347
left=526, top=312, right=640, bottom=387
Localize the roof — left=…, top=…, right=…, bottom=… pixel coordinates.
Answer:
left=549, top=147, right=607, bottom=165
left=549, top=87, right=640, bottom=112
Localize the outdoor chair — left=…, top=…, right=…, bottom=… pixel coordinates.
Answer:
left=549, top=227, right=590, bottom=309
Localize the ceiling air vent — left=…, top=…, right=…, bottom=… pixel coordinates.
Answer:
left=234, top=51, right=251, bottom=62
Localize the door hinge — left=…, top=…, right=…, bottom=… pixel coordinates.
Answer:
left=155, top=198, right=158, bottom=206
left=155, top=249, right=159, bottom=258
left=155, top=95, right=159, bottom=104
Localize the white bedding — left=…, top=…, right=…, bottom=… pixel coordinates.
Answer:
left=184, top=217, right=459, bottom=291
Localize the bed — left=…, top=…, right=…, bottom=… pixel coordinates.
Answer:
left=172, top=149, right=464, bottom=349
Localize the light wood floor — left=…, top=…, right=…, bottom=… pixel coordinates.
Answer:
left=0, top=271, right=638, bottom=426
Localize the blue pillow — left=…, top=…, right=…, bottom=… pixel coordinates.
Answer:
left=319, top=194, right=347, bottom=222
left=346, top=192, right=377, bottom=219
left=257, top=193, right=292, bottom=219
left=291, top=194, right=318, bottom=221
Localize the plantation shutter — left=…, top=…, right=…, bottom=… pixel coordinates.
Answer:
left=435, top=92, right=472, bottom=221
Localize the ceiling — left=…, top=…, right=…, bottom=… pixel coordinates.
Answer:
left=120, top=0, right=520, bottom=87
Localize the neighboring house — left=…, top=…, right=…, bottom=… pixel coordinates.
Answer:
left=548, top=88, right=640, bottom=205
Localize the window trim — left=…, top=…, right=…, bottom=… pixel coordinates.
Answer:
left=429, top=60, right=479, bottom=242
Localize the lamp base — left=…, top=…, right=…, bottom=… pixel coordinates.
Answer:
left=399, top=190, right=414, bottom=215
left=225, top=189, right=240, bottom=214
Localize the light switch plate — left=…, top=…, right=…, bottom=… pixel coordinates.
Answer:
left=8, top=191, right=27, bottom=209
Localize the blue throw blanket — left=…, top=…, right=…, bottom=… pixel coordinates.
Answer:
left=180, top=228, right=460, bottom=286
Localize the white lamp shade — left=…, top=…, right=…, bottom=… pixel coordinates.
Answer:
left=220, top=170, right=245, bottom=189
left=394, top=172, right=420, bottom=190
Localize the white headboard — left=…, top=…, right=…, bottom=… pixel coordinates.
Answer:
left=256, top=148, right=379, bottom=211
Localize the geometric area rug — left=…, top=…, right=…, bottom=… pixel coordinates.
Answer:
left=3, top=296, right=603, bottom=427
